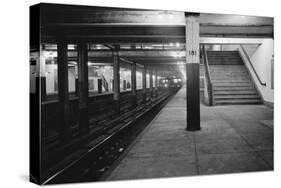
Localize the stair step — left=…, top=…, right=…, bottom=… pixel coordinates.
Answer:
left=211, top=76, right=250, bottom=79
left=208, top=59, right=242, bottom=61
left=207, top=51, right=239, bottom=53
left=209, top=65, right=244, bottom=67
left=212, top=80, right=251, bottom=83
left=213, top=82, right=252, bottom=85
left=212, top=78, right=250, bottom=80
left=215, top=99, right=262, bottom=105
left=209, top=67, right=246, bottom=70
left=208, top=54, right=241, bottom=56
left=210, top=71, right=249, bottom=77
left=209, top=63, right=243, bottom=65
left=214, top=90, right=257, bottom=95
left=211, top=72, right=249, bottom=75
left=209, top=67, right=247, bottom=70
left=210, top=70, right=247, bottom=73
left=209, top=69, right=247, bottom=72
left=214, top=87, right=255, bottom=91
left=215, top=95, right=260, bottom=100
left=208, top=59, right=243, bottom=62
left=213, top=83, right=253, bottom=87
left=209, top=67, right=245, bottom=69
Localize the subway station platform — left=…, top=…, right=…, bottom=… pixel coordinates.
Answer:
left=107, top=86, right=273, bottom=180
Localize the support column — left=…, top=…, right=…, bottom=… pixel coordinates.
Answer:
left=113, top=45, right=120, bottom=114
left=75, top=77, right=79, bottom=96
left=149, top=67, right=153, bottom=99
left=131, top=62, right=137, bottom=107
left=142, top=66, right=147, bottom=103
left=185, top=13, right=200, bottom=131
left=77, top=43, right=89, bottom=135
left=57, top=40, right=71, bottom=143
left=38, top=45, right=47, bottom=101
left=98, top=79, right=102, bottom=93
left=155, top=69, right=158, bottom=97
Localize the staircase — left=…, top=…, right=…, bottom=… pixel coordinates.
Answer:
left=207, top=51, right=262, bottom=105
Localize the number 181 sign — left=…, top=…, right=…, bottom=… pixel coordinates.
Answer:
left=185, top=13, right=200, bottom=64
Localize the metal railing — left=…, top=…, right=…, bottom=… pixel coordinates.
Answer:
left=240, top=45, right=266, bottom=86
left=201, top=45, right=215, bottom=106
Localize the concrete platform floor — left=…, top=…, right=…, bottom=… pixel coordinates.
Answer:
left=107, top=86, right=273, bottom=181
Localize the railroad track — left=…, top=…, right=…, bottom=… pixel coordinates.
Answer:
left=41, top=89, right=178, bottom=184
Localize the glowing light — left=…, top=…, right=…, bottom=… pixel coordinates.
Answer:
left=177, top=61, right=184, bottom=65
left=176, top=42, right=180, bottom=47
left=43, top=51, right=57, bottom=58
left=173, top=52, right=184, bottom=58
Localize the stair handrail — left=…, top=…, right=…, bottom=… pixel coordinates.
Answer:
left=240, top=45, right=266, bottom=86
left=202, top=45, right=214, bottom=106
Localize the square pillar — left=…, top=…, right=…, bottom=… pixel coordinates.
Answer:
left=113, top=46, right=120, bottom=114
left=185, top=13, right=200, bottom=131
left=98, top=79, right=103, bottom=93
left=155, top=69, right=158, bottom=97
left=57, top=40, right=71, bottom=143
left=39, top=45, right=47, bottom=101
left=131, top=62, right=137, bottom=107
left=142, top=66, right=147, bottom=103
left=77, top=43, right=89, bottom=135
left=149, top=67, right=153, bottom=98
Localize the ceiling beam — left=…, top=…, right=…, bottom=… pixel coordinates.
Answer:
left=200, top=37, right=264, bottom=44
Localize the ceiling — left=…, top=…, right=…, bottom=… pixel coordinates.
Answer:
left=34, top=3, right=274, bottom=79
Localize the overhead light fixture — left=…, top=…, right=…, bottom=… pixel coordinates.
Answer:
left=96, top=45, right=101, bottom=50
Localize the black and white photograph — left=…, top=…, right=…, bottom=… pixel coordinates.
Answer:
left=2, top=0, right=280, bottom=187
left=29, top=2, right=274, bottom=185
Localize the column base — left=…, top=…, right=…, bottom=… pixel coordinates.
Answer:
left=186, top=127, right=201, bottom=131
